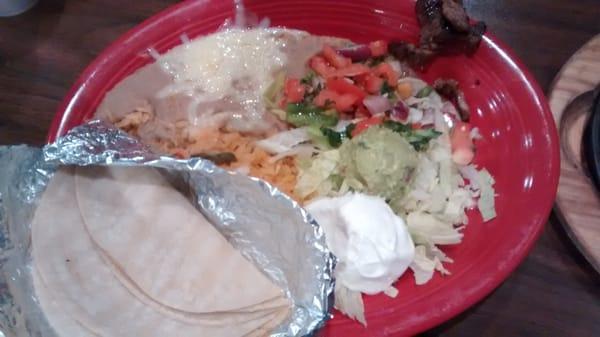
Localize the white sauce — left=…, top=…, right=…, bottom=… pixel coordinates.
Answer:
left=157, top=28, right=288, bottom=130
left=306, top=193, right=415, bottom=295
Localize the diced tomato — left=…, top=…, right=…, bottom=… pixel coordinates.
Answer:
left=450, top=122, right=473, bottom=149
left=369, top=40, right=388, bottom=57
left=352, top=116, right=384, bottom=137
left=353, top=73, right=368, bottom=88
left=374, top=62, right=398, bottom=86
left=411, top=122, right=423, bottom=130
left=314, top=89, right=358, bottom=112
left=331, top=63, right=371, bottom=78
left=355, top=104, right=371, bottom=118
left=284, top=78, right=306, bottom=103
left=309, top=56, right=335, bottom=77
left=326, top=78, right=367, bottom=100
left=314, top=89, right=337, bottom=108
left=335, top=94, right=359, bottom=112
left=322, top=44, right=352, bottom=69
left=451, top=122, right=474, bottom=165
left=364, top=73, right=384, bottom=94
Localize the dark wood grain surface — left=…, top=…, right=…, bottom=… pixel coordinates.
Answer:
left=1, top=0, right=599, bottom=336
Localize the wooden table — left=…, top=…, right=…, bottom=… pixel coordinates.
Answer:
left=1, top=1, right=599, bottom=336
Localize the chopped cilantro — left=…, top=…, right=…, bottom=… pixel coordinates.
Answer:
left=300, top=71, right=316, bottom=85
left=382, top=120, right=441, bottom=151
left=380, top=81, right=396, bottom=98
left=320, top=123, right=356, bottom=148
left=320, top=127, right=344, bottom=148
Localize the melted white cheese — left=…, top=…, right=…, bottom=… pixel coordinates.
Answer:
left=157, top=28, right=288, bottom=128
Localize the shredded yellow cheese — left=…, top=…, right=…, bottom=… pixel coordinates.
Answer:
left=171, top=129, right=300, bottom=199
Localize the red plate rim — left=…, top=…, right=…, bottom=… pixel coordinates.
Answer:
left=46, top=0, right=560, bottom=335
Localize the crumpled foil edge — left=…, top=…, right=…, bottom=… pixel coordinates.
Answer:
left=0, top=121, right=336, bottom=337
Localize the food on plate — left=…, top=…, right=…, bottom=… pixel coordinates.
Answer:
left=31, top=166, right=291, bottom=337
left=96, top=15, right=495, bottom=325
left=389, top=0, right=486, bottom=68
left=96, top=29, right=347, bottom=196
left=306, top=194, right=415, bottom=296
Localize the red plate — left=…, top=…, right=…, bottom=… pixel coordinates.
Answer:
left=47, top=0, right=560, bottom=336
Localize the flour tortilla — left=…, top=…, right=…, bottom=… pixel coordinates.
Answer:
left=32, top=168, right=289, bottom=336
left=32, top=268, right=97, bottom=337
left=243, top=308, right=291, bottom=337
left=74, top=165, right=286, bottom=314
left=93, top=243, right=290, bottom=324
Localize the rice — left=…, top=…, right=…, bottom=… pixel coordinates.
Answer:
left=171, top=129, right=300, bottom=199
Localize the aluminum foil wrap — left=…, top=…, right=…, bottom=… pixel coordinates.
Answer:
left=0, top=121, right=335, bottom=337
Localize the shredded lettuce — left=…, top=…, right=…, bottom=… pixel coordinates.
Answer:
left=255, top=127, right=311, bottom=154
left=383, top=286, right=399, bottom=298
left=267, top=144, right=316, bottom=163
left=270, top=108, right=287, bottom=121
left=438, top=159, right=458, bottom=196
left=295, top=149, right=340, bottom=199
left=440, top=188, right=472, bottom=224
left=409, top=245, right=436, bottom=285
left=411, top=156, right=438, bottom=193
left=334, top=282, right=366, bottom=326
left=406, top=212, right=463, bottom=245
left=394, top=137, right=462, bottom=214
left=409, top=243, right=454, bottom=285
left=476, top=168, right=497, bottom=221
left=457, top=164, right=496, bottom=221
left=305, top=126, right=331, bottom=150
left=392, top=135, right=496, bottom=285
left=423, top=185, right=446, bottom=213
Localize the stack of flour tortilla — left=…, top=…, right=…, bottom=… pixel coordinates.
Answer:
left=31, top=166, right=291, bottom=337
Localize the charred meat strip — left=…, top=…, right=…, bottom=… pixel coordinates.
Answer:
left=389, top=0, right=486, bottom=68
left=417, top=0, right=486, bottom=55
left=434, top=79, right=470, bottom=121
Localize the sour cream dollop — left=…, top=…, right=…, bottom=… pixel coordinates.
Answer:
left=306, top=193, right=415, bottom=295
